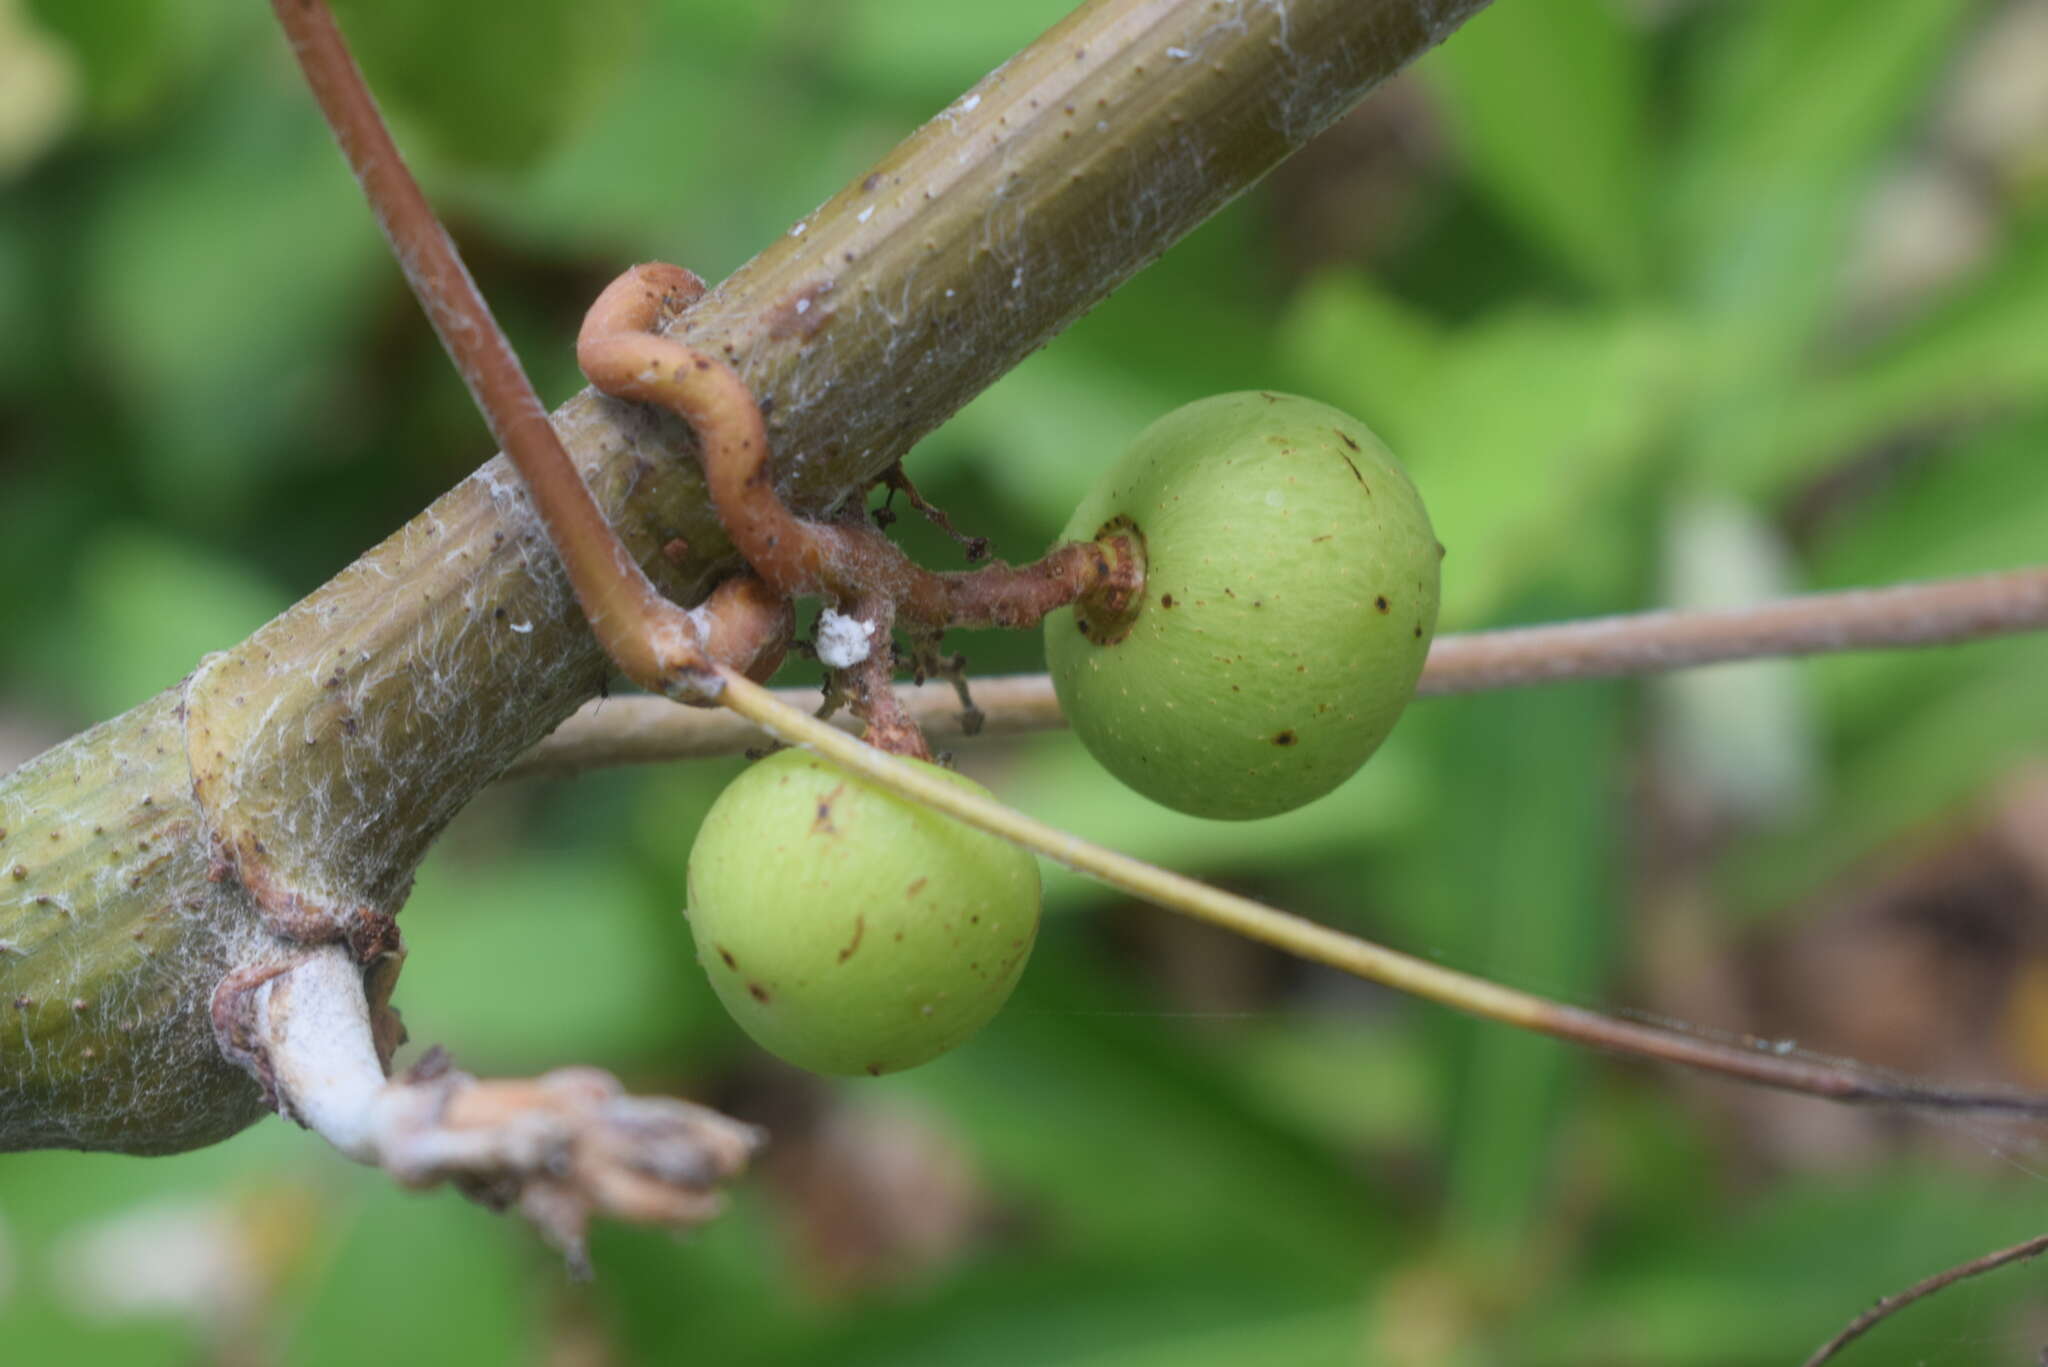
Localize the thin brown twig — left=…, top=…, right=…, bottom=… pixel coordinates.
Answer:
left=269, top=0, right=781, bottom=700
left=1803, top=1231, right=2048, bottom=1367
left=1418, top=565, right=2048, bottom=695
left=502, top=677, right=1054, bottom=780
left=510, top=562, right=2048, bottom=772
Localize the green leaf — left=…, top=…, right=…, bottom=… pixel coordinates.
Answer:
left=1806, top=409, right=2048, bottom=745
left=0, top=1126, right=305, bottom=1365
left=1284, top=276, right=1680, bottom=627
left=830, top=0, right=1080, bottom=108
left=0, top=214, right=38, bottom=389
left=1728, top=411, right=2048, bottom=909
left=82, top=76, right=388, bottom=522
left=914, top=352, right=1180, bottom=533
left=57, top=526, right=288, bottom=718
left=1001, top=730, right=1421, bottom=909
left=1394, top=646, right=1625, bottom=1257
left=22, top=0, right=234, bottom=130
left=1666, top=0, right=1975, bottom=387
left=463, top=4, right=872, bottom=274
left=395, top=844, right=710, bottom=1072
left=905, top=965, right=1391, bottom=1284
left=1423, top=0, right=1653, bottom=296
left=1525, top=1166, right=2048, bottom=1363
left=1733, top=220, right=2048, bottom=496
left=1389, top=306, right=1678, bottom=626
left=1277, top=268, right=1446, bottom=444
left=328, top=0, right=635, bottom=173
left=285, top=1179, right=539, bottom=1367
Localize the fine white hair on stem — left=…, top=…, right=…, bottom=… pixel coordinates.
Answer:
left=254, top=948, right=762, bottom=1270
left=507, top=564, right=2048, bottom=778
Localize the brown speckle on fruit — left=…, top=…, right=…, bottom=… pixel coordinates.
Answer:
left=812, top=784, right=844, bottom=834
left=836, top=916, right=866, bottom=964
left=748, top=982, right=771, bottom=1003
left=1047, top=396, right=1435, bottom=818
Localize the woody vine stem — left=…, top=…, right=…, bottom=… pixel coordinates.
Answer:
left=262, top=0, right=2048, bottom=1342
left=271, top=0, right=2048, bottom=1117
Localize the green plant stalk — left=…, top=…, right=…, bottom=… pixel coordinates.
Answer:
left=0, top=695, right=273, bottom=1153
left=0, top=0, right=1488, bottom=1152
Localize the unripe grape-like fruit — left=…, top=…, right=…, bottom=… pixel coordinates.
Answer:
left=685, top=749, right=1041, bottom=1076
left=1047, top=392, right=1439, bottom=820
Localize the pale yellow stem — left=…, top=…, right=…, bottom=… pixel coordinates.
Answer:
left=712, top=665, right=2048, bottom=1115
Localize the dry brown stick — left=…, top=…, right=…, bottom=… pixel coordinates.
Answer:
left=1802, top=1231, right=2048, bottom=1367
left=1417, top=565, right=2048, bottom=695
left=503, top=677, right=1059, bottom=780
left=269, top=1, right=783, bottom=701
left=510, top=563, right=2048, bottom=773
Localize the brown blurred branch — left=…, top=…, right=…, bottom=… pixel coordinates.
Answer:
left=508, top=564, right=2048, bottom=776
left=1803, top=1230, right=2048, bottom=1367
left=1418, top=564, right=2048, bottom=695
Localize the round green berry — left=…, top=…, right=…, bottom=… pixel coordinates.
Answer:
left=685, top=748, right=1041, bottom=1076
left=1046, top=392, right=1439, bottom=820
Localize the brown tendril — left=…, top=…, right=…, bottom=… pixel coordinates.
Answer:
left=577, top=264, right=1142, bottom=636
left=269, top=1, right=783, bottom=705
left=576, top=262, right=1143, bottom=751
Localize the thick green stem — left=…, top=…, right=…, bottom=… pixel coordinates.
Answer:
left=0, top=0, right=1489, bottom=1152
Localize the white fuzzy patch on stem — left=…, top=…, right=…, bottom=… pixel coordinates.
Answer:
left=815, top=608, right=878, bottom=668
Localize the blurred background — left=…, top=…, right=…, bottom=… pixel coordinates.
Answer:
left=4, top=0, right=2048, bottom=1362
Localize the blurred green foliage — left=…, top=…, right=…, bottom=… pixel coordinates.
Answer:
left=3, top=0, right=2047, bottom=1362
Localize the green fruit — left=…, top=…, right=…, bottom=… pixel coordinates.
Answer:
left=685, top=749, right=1041, bottom=1076
left=1046, top=392, right=1440, bottom=820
